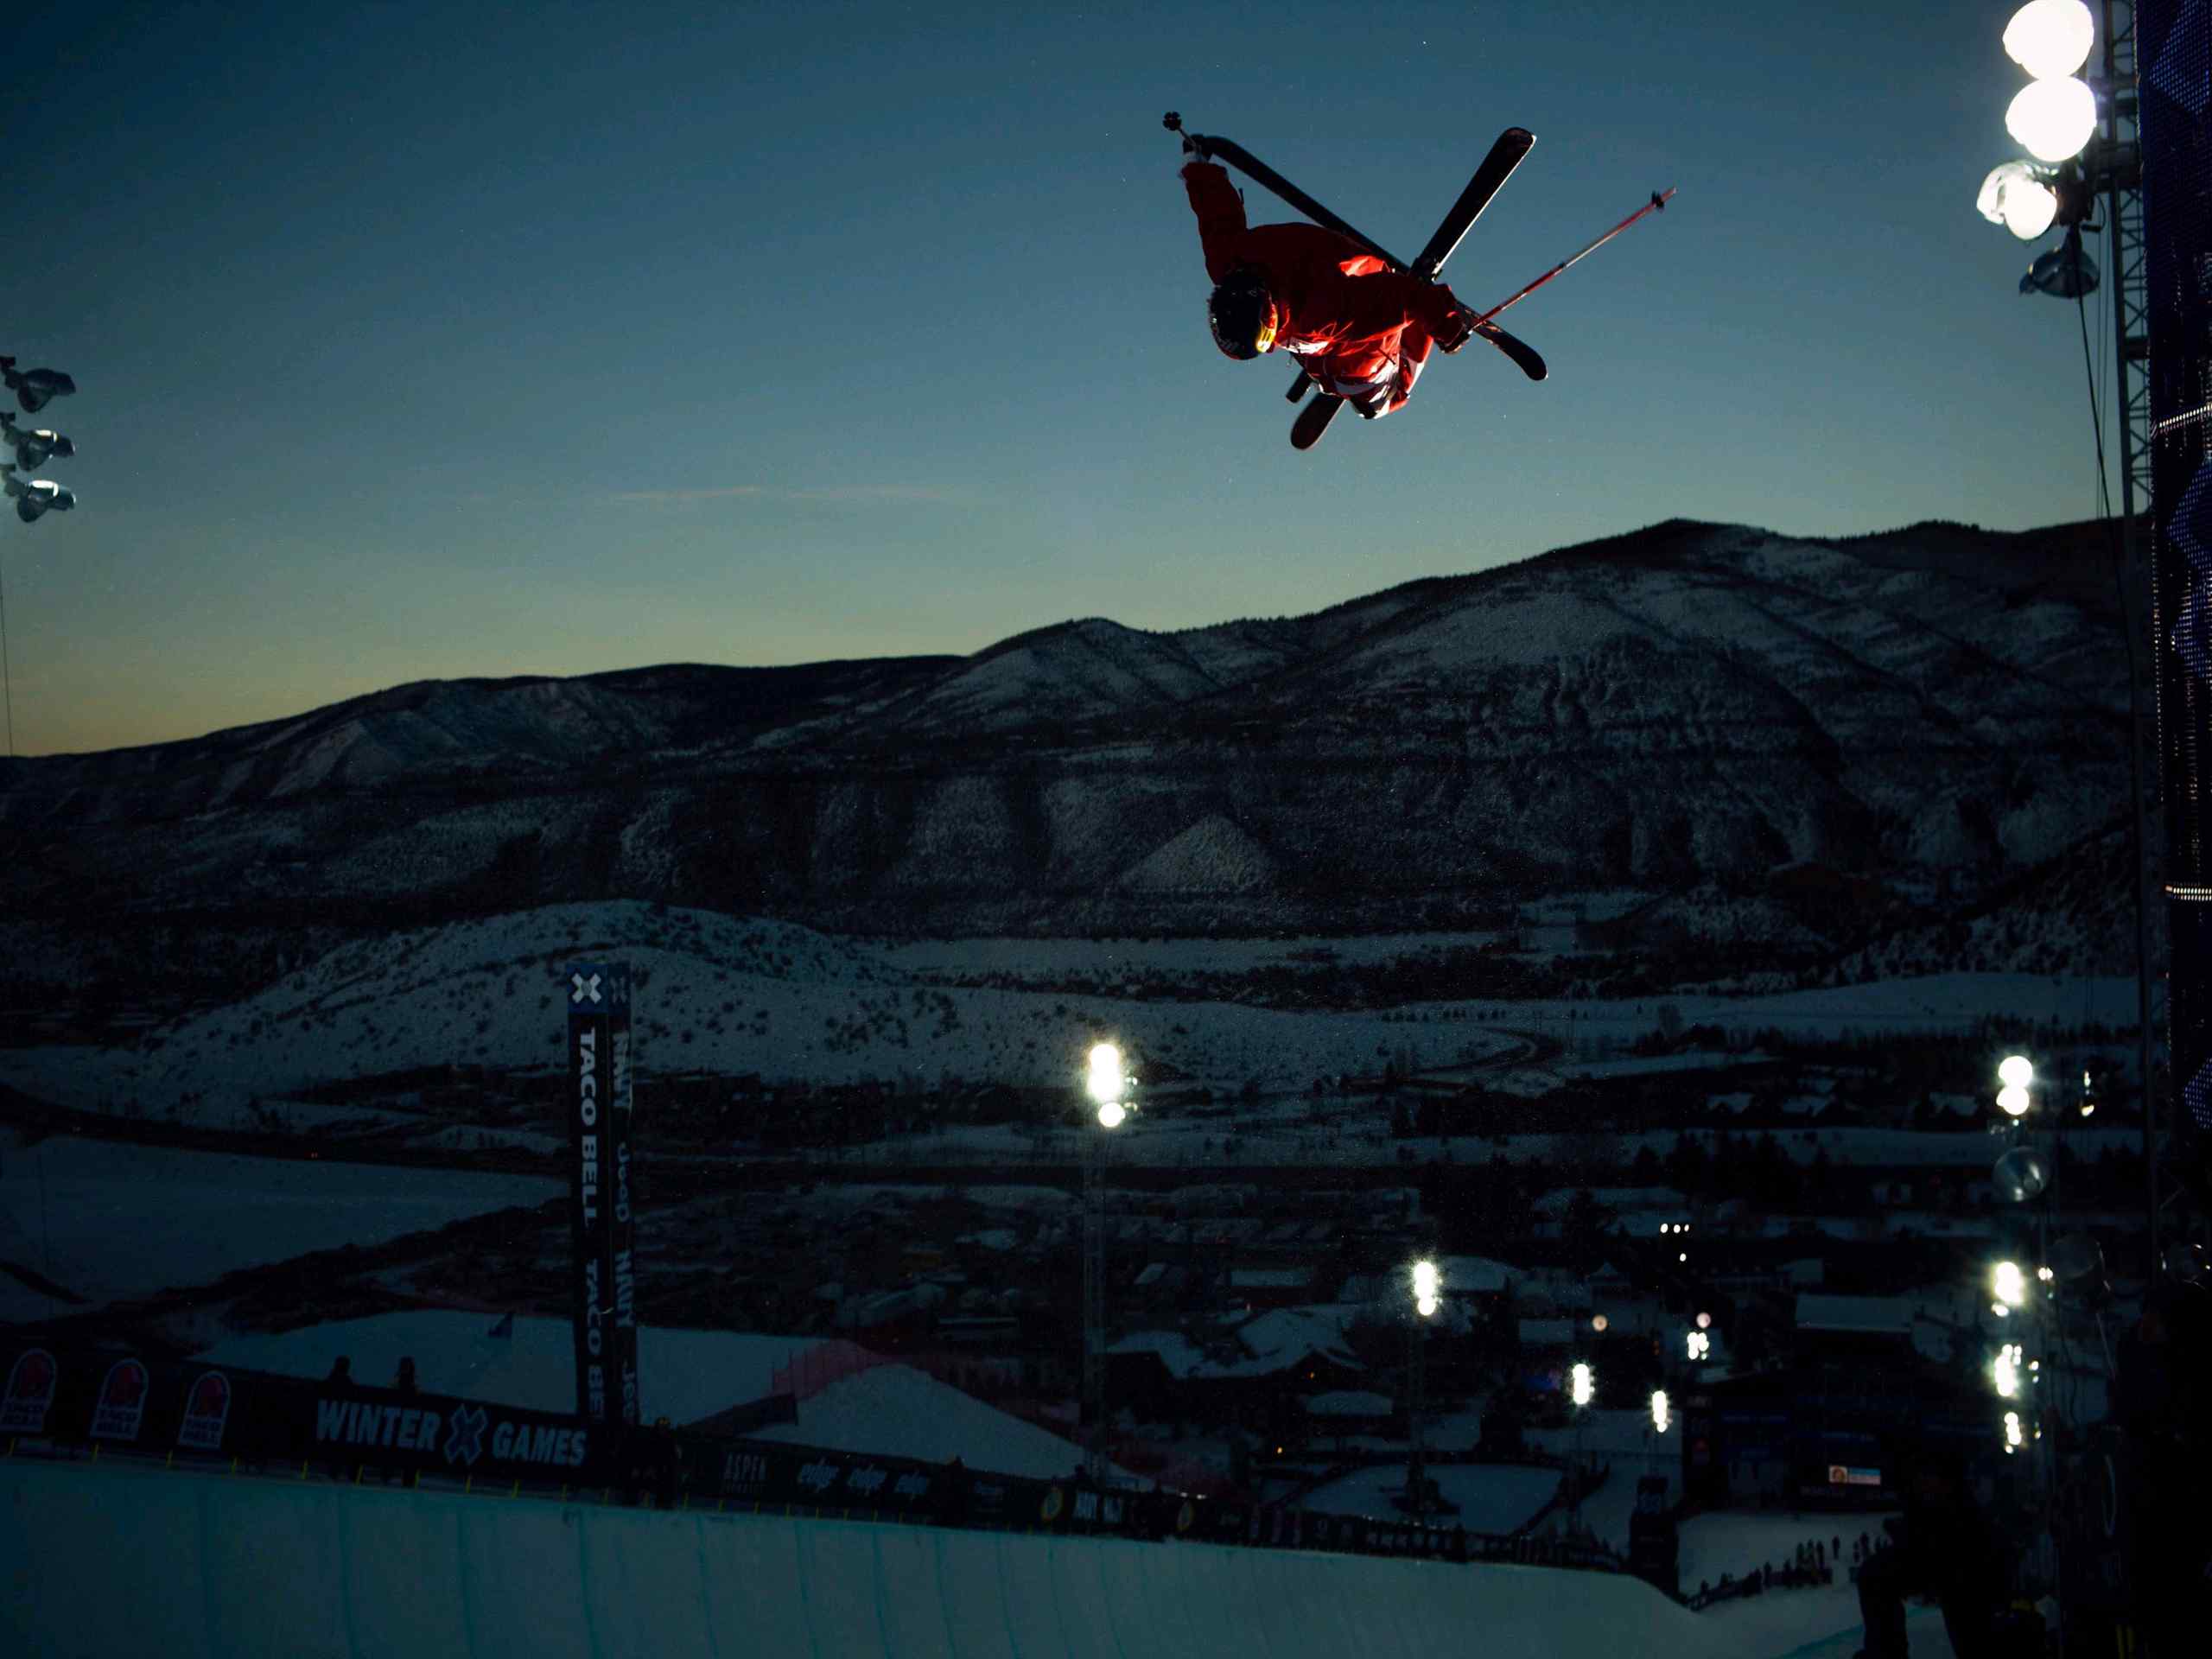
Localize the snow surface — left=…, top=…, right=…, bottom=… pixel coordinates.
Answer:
left=0, top=896, right=2142, bottom=1139
left=0, top=1132, right=559, bottom=1315
left=1300, top=1462, right=1563, bottom=1535
left=749, top=1362, right=1106, bottom=1483
left=0, top=1456, right=1788, bottom=1659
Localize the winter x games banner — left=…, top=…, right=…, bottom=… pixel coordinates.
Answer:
left=566, top=961, right=639, bottom=1433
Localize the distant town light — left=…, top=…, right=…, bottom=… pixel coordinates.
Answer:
left=2004, top=0, right=2094, bottom=80
left=1650, top=1390, right=1670, bottom=1433
left=1571, top=1363, right=1594, bottom=1407
left=1999, top=1055, right=2036, bottom=1089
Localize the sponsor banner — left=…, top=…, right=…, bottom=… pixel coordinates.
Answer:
left=705, top=1441, right=946, bottom=1516
left=89, top=1357, right=150, bottom=1442
left=304, top=1390, right=594, bottom=1479
left=177, top=1371, right=233, bottom=1452
left=566, top=960, right=639, bottom=1433
left=1, top=1347, right=59, bottom=1434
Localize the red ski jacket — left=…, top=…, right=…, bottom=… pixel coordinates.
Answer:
left=1182, top=158, right=1460, bottom=380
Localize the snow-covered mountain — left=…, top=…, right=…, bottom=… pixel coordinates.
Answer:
left=0, top=518, right=2137, bottom=973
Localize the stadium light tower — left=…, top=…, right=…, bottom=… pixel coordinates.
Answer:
left=1081, top=1041, right=1132, bottom=1482
left=1568, top=1361, right=1596, bottom=1535
left=1407, top=1259, right=1441, bottom=1514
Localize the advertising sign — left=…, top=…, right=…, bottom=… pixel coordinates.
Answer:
left=567, top=961, right=639, bottom=1432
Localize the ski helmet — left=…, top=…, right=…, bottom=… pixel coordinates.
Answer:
left=1208, top=266, right=1279, bottom=359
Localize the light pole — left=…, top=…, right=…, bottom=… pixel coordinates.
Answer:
left=1082, top=1041, right=1130, bottom=1483
left=1408, top=1258, right=1440, bottom=1514
left=1569, top=1360, right=1595, bottom=1536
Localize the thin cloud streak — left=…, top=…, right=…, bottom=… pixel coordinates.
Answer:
left=601, top=484, right=965, bottom=506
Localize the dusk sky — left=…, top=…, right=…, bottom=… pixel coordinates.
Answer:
left=3, top=1, right=2126, bottom=755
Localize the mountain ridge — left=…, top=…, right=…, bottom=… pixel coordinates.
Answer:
left=0, top=516, right=2141, bottom=982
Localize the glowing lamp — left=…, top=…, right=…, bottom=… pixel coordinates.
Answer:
left=1994, top=1261, right=2027, bottom=1307
left=1651, top=1390, right=1670, bottom=1433
left=2006, top=77, right=2098, bottom=162
left=2004, top=0, right=2094, bottom=79
left=1998, top=1085, right=2031, bottom=1117
left=1999, top=1055, right=2035, bottom=1089
left=1977, top=162, right=2059, bottom=240
left=1096, top=1100, right=1127, bottom=1129
left=1570, top=1363, right=1594, bottom=1407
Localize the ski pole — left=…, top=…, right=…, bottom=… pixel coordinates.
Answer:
left=1471, top=188, right=1676, bottom=325
left=1163, top=111, right=1407, bottom=276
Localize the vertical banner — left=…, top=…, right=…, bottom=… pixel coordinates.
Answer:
left=2143, top=0, right=2212, bottom=1187
left=566, top=962, right=639, bottom=1432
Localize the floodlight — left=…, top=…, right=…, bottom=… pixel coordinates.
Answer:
left=2004, top=0, right=2094, bottom=80
left=1412, top=1260, right=1440, bottom=1302
left=1415, top=1294, right=1439, bottom=1319
left=1687, top=1330, right=1710, bottom=1359
left=1998, top=1084, right=2032, bottom=1117
left=2006, top=77, right=2098, bottom=162
left=1096, top=1100, right=1127, bottom=1129
left=1085, top=1042, right=1125, bottom=1106
left=2004, top=1410, right=2025, bottom=1448
left=1977, top=162, right=2060, bottom=239
left=1994, top=1147, right=2050, bottom=1204
left=1994, top=1344, right=2021, bottom=1398
left=1999, top=1055, right=2035, bottom=1089
left=1994, top=1261, right=2028, bottom=1307
left=1570, top=1363, right=1594, bottom=1407
left=1650, top=1390, right=1670, bottom=1433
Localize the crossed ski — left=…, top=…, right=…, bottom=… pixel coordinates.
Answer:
left=1166, top=114, right=1675, bottom=451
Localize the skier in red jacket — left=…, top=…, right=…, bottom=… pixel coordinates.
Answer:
left=1179, top=136, right=1474, bottom=420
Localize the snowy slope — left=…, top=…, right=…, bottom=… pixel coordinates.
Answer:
left=0, top=1457, right=1776, bottom=1659
left=0, top=1132, right=559, bottom=1316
